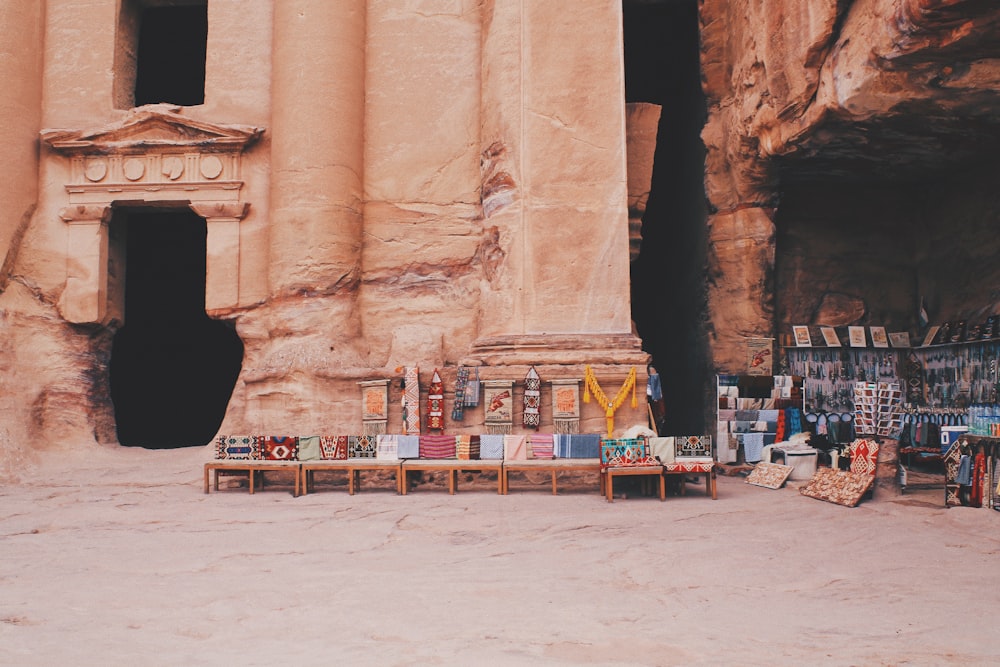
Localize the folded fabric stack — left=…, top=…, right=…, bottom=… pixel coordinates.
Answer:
left=419, top=434, right=458, bottom=459
left=456, top=435, right=480, bottom=460
left=527, top=433, right=554, bottom=459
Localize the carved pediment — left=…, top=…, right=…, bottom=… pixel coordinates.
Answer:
left=41, top=105, right=264, bottom=155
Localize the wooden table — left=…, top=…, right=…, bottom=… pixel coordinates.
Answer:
left=204, top=461, right=301, bottom=496
left=501, top=458, right=603, bottom=495
left=602, top=465, right=666, bottom=502
left=300, top=459, right=402, bottom=495
left=399, top=459, right=504, bottom=495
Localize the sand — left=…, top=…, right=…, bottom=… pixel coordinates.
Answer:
left=2, top=445, right=999, bottom=666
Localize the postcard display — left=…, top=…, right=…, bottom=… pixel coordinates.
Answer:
left=716, top=375, right=804, bottom=464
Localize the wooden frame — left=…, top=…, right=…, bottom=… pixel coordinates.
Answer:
left=204, top=461, right=301, bottom=496
left=501, top=458, right=602, bottom=495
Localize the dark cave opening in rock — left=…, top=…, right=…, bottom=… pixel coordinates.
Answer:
left=133, top=3, right=207, bottom=107
left=110, top=209, right=243, bottom=449
left=625, top=0, right=709, bottom=434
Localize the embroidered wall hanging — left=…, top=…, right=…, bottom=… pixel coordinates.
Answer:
left=583, top=365, right=637, bottom=437
left=464, top=366, right=481, bottom=407
left=400, top=366, right=421, bottom=435
left=426, top=369, right=444, bottom=431
left=359, top=379, right=389, bottom=436
left=551, top=379, right=581, bottom=434
left=452, top=366, right=470, bottom=421
left=523, top=366, right=541, bottom=428
left=484, top=379, right=514, bottom=434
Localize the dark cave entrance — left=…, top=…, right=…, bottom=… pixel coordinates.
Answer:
left=109, top=208, right=243, bottom=449
left=624, top=0, right=709, bottom=434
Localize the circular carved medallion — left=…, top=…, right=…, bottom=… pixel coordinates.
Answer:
left=123, top=158, right=145, bottom=181
left=161, top=156, right=184, bottom=180
left=200, top=155, right=223, bottom=180
left=84, top=159, right=107, bottom=182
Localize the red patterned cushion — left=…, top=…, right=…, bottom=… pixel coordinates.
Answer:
left=849, top=438, right=879, bottom=476
left=663, top=459, right=714, bottom=473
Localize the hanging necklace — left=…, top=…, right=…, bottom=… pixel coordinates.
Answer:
left=584, top=365, right=637, bottom=437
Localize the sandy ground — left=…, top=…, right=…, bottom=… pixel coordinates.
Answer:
left=1, top=445, right=999, bottom=667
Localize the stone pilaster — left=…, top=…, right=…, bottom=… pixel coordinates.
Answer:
left=57, top=205, right=113, bottom=325
left=189, top=201, right=250, bottom=313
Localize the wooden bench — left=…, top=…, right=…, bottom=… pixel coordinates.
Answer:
left=300, top=459, right=402, bottom=495
left=601, top=465, right=666, bottom=502
left=500, top=458, right=603, bottom=495
left=662, top=460, right=717, bottom=500
left=204, top=461, right=301, bottom=496
left=399, top=459, right=504, bottom=495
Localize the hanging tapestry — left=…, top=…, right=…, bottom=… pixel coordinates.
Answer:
left=426, top=369, right=444, bottom=431
left=319, top=435, right=348, bottom=460
left=359, top=379, right=389, bottom=435
left=583, top=365, right=637, bottom=437
left=484, top=379, right=514, bottom=434
left=401, top=366, right=421, bottom=435
left=376, top=434, right=399, bottom=461
left=215, top=435, right=260, bottom=460
left=452, top=366, right=470, bottom=421
left=551, top=379, right=581, bottom=434
left=463, top=366, right=481, bottom=406
left=297, top=435, right=322, bottom=461
left=523, top=366, right=541, bottom=428
left=260, top=436, right=299, bottom=461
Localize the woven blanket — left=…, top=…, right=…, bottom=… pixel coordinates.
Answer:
left=260, top=436, right=298, bottom=461
left=215, top=435, right=260, bottom=460
left=320, top=435, right=348, bottom=460
left=456, top=435, right=480, bottom=460
left=799, top=467, right=874, bottom=507
left=402, top=366, right=420, bottom=435
left=527, top=433, right=554, bottom=459
left=503, top=435, right=527, bottom=461
left=600, top=438, right=656, bottom=469
left=676, top=435, right=713, bottom=458
left=479, top=434, right=505, bottom=460
left=377, top=434, right=399, bottom=460
left=648, top=436, right=675, bottom=464
left=349, top=435, right=377, bottom=458
left=554, top=433, right=601, bottom=459
left=297, top=435, right=322, bottom=461
left=743, top=433, right=765, bottom=463
left=397, top=435, right=420, bottom=459
left=420, top=434, right=457, bottom=459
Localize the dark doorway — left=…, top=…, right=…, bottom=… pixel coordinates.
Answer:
left=110, top=209, right=243, bottom=448
left=625, top=0, right=709, bottom=434
left=134, top=3, right=208, bottom=107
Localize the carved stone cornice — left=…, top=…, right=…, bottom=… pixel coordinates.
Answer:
left=189, top=201, right=251, bottom=220
left=58, top=204, right=112, bottom=224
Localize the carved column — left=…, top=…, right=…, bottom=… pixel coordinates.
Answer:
left=189, top=201, right=249, bottom=312
left=473, top=0, right=646, bottom=366
left=57, top=205, right=112, bottom=325
left=269, top=0, right=365, bottom=304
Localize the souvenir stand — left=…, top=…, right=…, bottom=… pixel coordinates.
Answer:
left=715, top=374, right=804, bottom=465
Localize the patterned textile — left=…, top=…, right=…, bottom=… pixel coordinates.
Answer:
left=743, top=433, right=765, bottom=463
left=463, top=366, right=481, bottom=406
left=553, top=433, right=601, bottom=459
left=360, top=380, right=389, bottom=435
left=348, top=435, right=377, bottom=458
left=320, top=435, right=348, bottom=460
left=600, top=438, right=657, bottom=469
left=648, top=436, right=675, bottom=464
left=527, top=433, right=554, bottom=459
left=297, top=435, right=322, bottom=461
left=260, top=436, right=298, bottom=461
left=479, top=434, right=505, bottom=460
left=215, top=435, right=260, bottom=460
left=663, top=459, right=714, bottom=473
left=456, top=435, right=480, bottom=460
left=799, top=467, right=874, bottom=507
left=426, top=368, right=444, bottom=431
left=397, top=435, right=420, bottom=459
left=745, top=462, right=793, bottom=489
left=376, top=434, right=399, bottom=461
left=402, top=366, right=421, bottom=435
left=523, top=366, right=541, bottom=428
left=676, top=435, right=712, bottom=458
left=484, top=380, right=514, bottom=434
left=956, top=454, right=973, bottom=485
left=970, top=452, right=985, bottom=507
left=848, top=438, right=879, bottom=476
left=503, top=435, right=527, bottom=461
left=419, top=434, right=457, bottom=459
left=452, top=366, right=470, bottom=421
left=775, top=411, right=786, bottom=443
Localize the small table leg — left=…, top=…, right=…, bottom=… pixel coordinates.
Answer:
left=400, top=469, right=408, bottom=495
left=204, top=465, right=211, bottom=494
left=551, top=470, right=557, bottom=495
left=659, top=472, right=666, bottom=501
left=606, top=471, right=614, bottom=502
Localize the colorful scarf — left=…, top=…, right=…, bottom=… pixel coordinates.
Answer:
left=426, top=368, right=444, bottom=431
left=523, top=366, right=541, bottom=428
left=401, top=366, right=420, bottom=435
